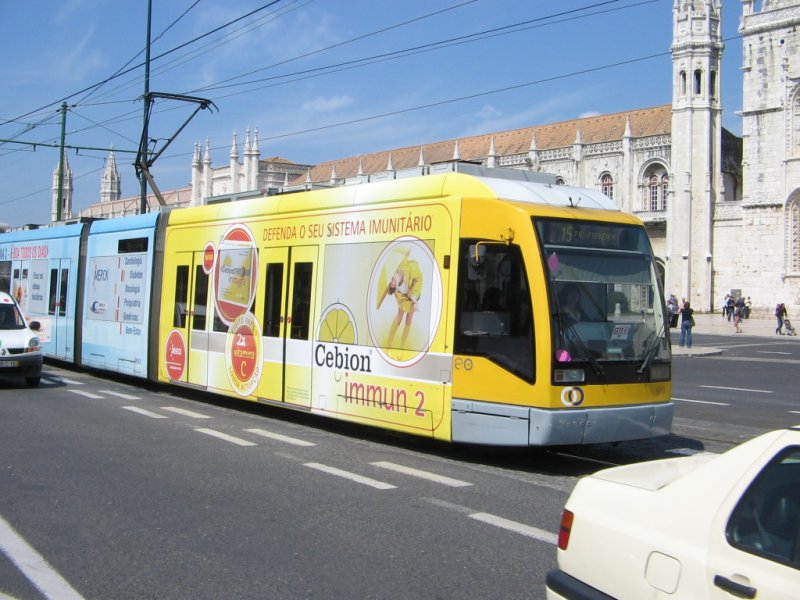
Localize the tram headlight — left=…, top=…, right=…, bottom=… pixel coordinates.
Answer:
left=648, top=362, right=670, bottom=382
left=554, top=368, right=585, bottom=383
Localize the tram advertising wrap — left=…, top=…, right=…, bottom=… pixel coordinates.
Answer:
left=0, top=166, right=673, bottom=446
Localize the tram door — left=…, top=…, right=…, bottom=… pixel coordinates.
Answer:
left=47, top=259, right=71, bottom=359
left=168, top=252, right=210, bottom=386
left=259, top=246, right=317, bottom=407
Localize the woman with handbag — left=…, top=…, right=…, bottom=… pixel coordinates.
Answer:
left=679, top=301, right=695, bottom=348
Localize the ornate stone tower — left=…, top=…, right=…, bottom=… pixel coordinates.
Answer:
left=668, top=0, right=724, bottom=310
left=51, top=150, right=73, bottom=222
left=739, top=0, right=800, bottom=305
left=100, top=148, right=121, bottom=203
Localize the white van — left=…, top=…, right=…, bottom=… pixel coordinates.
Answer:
left=0, top=291, right=43, bottom=386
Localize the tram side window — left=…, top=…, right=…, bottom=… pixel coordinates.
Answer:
left=48, top=269, right=58, bottom=315
left=0, top=261, right=10, bottom=294
left=263, top=263, right=284, bottom=338
left=290, top=262, right=313, bottom=340
left=454, top=240, right=534, bottom=382
left=173, top=265, right=189, bottom=328
left=58, top=268, right=68, bottom=316
left=193, top=265, right=209, bottom=331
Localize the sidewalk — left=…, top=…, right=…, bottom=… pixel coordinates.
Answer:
left=671, top=312, right=795, bottom=356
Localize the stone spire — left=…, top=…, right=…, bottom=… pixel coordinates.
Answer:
left=229, top=130, right=239, bottom=194
left=52, top=150, right=73, bottom=221
left=100, top=147, right=121, bottom=203
left=487, top=136, right=497, bottom=168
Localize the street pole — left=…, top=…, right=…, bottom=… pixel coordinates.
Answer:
left=140, top=0, right=153, bottom=215
left=56, top=102, right=67, bottom=222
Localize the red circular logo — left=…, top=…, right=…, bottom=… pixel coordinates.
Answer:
left=203, top=242, right=215, bottom=274
left=230, top=324, right=257, bottom=382
left=165, top=330, right=186, bottom=380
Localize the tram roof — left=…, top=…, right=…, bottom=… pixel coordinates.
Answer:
left=167, top=164, right=620, bottom=226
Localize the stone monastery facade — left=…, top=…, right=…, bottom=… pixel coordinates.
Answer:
left=70, top=0, right=800, bottom=314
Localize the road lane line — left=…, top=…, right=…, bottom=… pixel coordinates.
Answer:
left=245, top=428, right=316, bottom=446
left=122, top=406, right=168, bottom=419
left=160, top=407, right=211, bottom=419
left=468, top=512, right=558, bottom=545
left=195, top=428, right=256, bottom=446
left=0, top=514, right=85, bottom=600
left=672, top=397, right=730, bottom=406
left=304, top=463, right=396, bottom=490
left=699, top=385, right=771, bottom=394
left=57, top=378, right=83, bottom=385
left=99, top=390, right=141, bottom=400
left=370, top=461, right=472, bottom=487
left=68, top=390, right=104, bottom=399
left=757, top=351, right=793, bottom=355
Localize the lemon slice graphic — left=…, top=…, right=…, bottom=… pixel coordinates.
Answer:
left=317, top=304, right=357, bottom=344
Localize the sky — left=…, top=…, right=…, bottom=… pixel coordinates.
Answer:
left=0, top=0, right=747, bottom=227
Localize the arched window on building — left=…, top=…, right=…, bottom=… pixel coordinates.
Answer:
left=642, top=164, right=668, bottom=211
left=787, top=195, right=800, bottom=275
left=555, top=177, right=566, bottom=186
left=710, top=69, right=717, bottom=99
left=694, top=69, right=703, bottom=95
left=680, top=70, right=687, bottom=97
left=792, top=89, right=800, bottom=157
left=600, top=173, right=614, bottom=199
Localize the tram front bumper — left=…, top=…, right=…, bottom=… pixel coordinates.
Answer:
left=451, top=398, right=674, bottom=446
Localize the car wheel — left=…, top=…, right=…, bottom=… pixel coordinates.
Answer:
left=25, top=376, right=40, bottom=387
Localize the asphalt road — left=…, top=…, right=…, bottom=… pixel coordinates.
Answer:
left=0, top=331, right=797, bottom=600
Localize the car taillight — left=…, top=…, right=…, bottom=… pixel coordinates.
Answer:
left=558, top=509, right=574, bottom=550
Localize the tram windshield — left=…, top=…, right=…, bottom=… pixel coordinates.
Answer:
left=534, top=218, right=669, bottom=369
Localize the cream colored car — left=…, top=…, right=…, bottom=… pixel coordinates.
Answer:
left=547, top=427, right=800, bottom=599
left=0, top=291, right=42, bottom=386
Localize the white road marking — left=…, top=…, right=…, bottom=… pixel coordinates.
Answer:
left=122, top=406, right=168, bottom=419
left=304, top=463, right=396, bottom=490
left=672, top=397, right=730, bottom=406
left=245, top=428, right=316, bottom=446
left=68, top=390, right=104, bottom=399
left=195, top=428, right=256, bottom=446
left=469, top=512, right=558, bottom=545
left=371, top=461, right=472, bottom=487
left=160, top=407, right=211, bottom=419
left=0, top=513, right=85, bottom=600
left=58, top=378, right=83, bottom=385
left=699, top=385, right=772, bottom=394
left=757, top=351, right=793, bottom=355
left=98, top=390, right=141, bottom=400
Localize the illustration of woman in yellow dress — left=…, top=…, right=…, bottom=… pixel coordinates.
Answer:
left=377, top=251, right=423, bottom=350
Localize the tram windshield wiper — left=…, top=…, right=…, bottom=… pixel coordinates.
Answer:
left=556, top=312, right=605, bottom=377
left=637, top=325, right=666, bottom=374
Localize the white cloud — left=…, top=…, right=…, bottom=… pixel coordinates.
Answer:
left=476, top=105, right=503, bottom=120
left=301, top=95, right=354, bottom=112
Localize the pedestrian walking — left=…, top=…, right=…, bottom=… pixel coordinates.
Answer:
left=775, top=302, right=787, bottom=334
left=679, top=301, right=695, bottom=348
left=667, top=294, right=679, bottom=328
left=726, top=296, right=735, bottom=321
left=733, top=303, right=743, bottom=333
